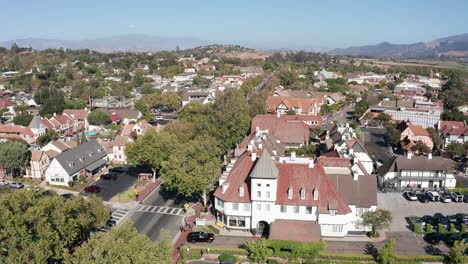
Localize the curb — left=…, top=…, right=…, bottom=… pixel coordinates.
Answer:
left=140, top=180, right=162, bottom=203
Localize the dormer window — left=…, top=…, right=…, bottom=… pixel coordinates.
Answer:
left=89, top=152, right=94, bottom=157
left=313, top=189, right=319, bottom=201
left=287, top=187, right=293, bottom=199
left=69, top=162, right=74, bottom=168
left=300, top=188, right=305, bottom=200
left=239, top=186, right=244, bottom=197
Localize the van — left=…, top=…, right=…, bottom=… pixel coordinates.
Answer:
left=426, top=191, right=440, bottom=202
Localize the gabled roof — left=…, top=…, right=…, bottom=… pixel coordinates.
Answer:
left=53, top=140, right=108, bottom=176
left=63, top=109, right=90, bottom=120
left=378, top=155, right=453, bottom=175
left=29, top=115, right=46, bottom=129
left=0, top=99, right=13, bottom=109
left=250, top=151, right=278, bottom=179
left=251, top=115, right=311, bottom=144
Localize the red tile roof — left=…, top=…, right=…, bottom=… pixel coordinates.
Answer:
left=270, top=220, right=321, bottom=242
left=251, top=115, right=312, bottom=144
left=0, top=99, right=13, bottom=109
left=63, top=109, right=90, bottom=120
left=316, top=157, right=352, bottom=168
left=439, top=121, right=467, bottom=136
left=266, top=96, right=322, bottom=115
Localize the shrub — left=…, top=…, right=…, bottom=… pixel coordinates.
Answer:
left=413, top=223, right=421, bottom=234
left=449, top=223, right=456, bottom=233
left=219, top=253, right=236, bottom=262
left=318, top=252, right=374, bottom=261
left=461, top=224, right=466, bottom=234
left=68, top=181, right=74, bottom=188
left=437, top=223, right=444, bottom=233
left=267, top=259, right=280, bottom=264
left=208, top=225, right=220, bottom=234
left=426, top=224, right=434, bottom=234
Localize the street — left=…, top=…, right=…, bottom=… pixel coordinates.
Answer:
left=90, top=172, right=138, bottom=201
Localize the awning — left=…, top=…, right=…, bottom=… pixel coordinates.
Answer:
left=269, top=220, right=321, bottom=242
left=85, top=159, right=107, bottom=172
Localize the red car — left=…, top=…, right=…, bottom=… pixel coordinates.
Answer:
left=84, top=185, right=101, bottom=193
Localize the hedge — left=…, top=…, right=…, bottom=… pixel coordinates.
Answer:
left=318, top=252, right=374, bottom=261
left=413, top=223, right=421, bottom=234
left=179, top=245, right=246, bottom=260
left=219, top=253, right=236, bottom=262
left=426, top=223, right=434, bottom=234
left=207, top=225, right=220, bottom=234
left=265, top=239, right=327, bottom=259
left=461, top=224, right=466, bottom=234
left=448, top=187, right=468, bottom=194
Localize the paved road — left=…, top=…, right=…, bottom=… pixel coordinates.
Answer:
left=327, top=105, right=355, bottom=124
left=361, top=127, right=393, bottom=163
left=84, top=172, right=137, bottom=201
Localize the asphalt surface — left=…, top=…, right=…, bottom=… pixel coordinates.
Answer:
left=83, top=172, right=138, bottom=201
left=361, top=126, right=393, bottom=164
left=326, top=105, right=355, bottom=124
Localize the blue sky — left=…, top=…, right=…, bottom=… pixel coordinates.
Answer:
left=3, top=0, right=468, bottom=49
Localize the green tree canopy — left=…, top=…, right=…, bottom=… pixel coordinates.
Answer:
left=64, top=98, right=87, bottom=109
left=448, top=240, right=468, bottom=264
left=245, top=238, right=273, bottom=263
left=87, top=110, right=111, bottom=126
left=0, top=191, right=108, bottom=263
left=0, top=141, right=31, bottom=177
left=13, top=113, right=33, bottom=126
left=36, top=130, right=59, bottom=146
left=445, top=142, right=465, bottom=159
left=411, top=140, right=431, bottom=154
left=68, top=222, right=172, bottom=264
left=376, top=239, right=396, bottom=264
left=363, top=209, right=392, bottom=237
left=354, top=100, right=369, bottom=119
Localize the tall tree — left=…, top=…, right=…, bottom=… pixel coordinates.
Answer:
left=87, top=110, right=111, bottom=126
left=245, top=238, right=272, bottom=263
left=363, top=209, right=392, bottom=237
left=0, top=141, right=31, bottom=178
left=68, top=222, right=172, bottom=264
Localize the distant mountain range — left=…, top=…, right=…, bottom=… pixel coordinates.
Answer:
left=328, top=33, right=468, bottom=59
left=0, top=34, right=207, bottom=52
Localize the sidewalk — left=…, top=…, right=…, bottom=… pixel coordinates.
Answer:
left=103, top=200, right=140, bottom=210
left=172, top=202, right=203, bottom=263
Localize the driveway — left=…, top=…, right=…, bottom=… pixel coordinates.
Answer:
left=377, top=192, right=467, bottom=232
left=84, top=172, right=138, bottom=201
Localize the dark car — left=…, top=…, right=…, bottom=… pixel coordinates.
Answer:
left=101, top=172, right=118, bottom=180
left=464, top=194, right=468, bottom=203
left=187, top=231, right=214, bottom=243
left=418, top=193, right=430, bottom=203
left=405, top=191, right=418, bottom=201
left=110, top=166, right=128, bottom=173
left=422, top=215, right=436, bottom=226
left=424, top=232, right=445, bottom=245
left=84, top=185, right=101, bottom=193
left=446, top=233, right=463, bottom=247
left=407, top=216, right=424, bottom=232
left=447, top=215, right=459, bottom=225
left=61, top=193, right=74, bottom=199
left=433, top=213, right=449, bottom=229
left=456, top=213, right=468, bottom=224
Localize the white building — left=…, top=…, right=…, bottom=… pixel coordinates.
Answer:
left=45, top=140, right=108, bottom=186
left=378, top=153, right=456, bottom=190
left=214, top=149, right=377, bottom=240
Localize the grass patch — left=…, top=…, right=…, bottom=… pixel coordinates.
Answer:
left=104, top=124, right=123, bottom=131
left=111, top=189, right=136, bottom=202
left=16, top=177, right=42, bottom=186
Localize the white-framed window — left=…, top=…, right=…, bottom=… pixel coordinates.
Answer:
left=257, top=204, right=261, bottom=211
left=217, top=199, right=224, bottom=208
left=232, top=203, right=238, bottom=211
left=294, top=206, right=300, bottom=214
left=288, top=188, right=293, bottom=199
left=306, top=206, right=312, bottom=214
left=257, top=191, right=261, bottom=198
left=265, top=204, right=270, bottom=212
left=280, top=205, right=286, bottom=213
left=313, top=189, right=318, bottom=200
left=356, top=207, right=370, bottom=217
left=266, top=191, right=270, bottom=198
left=228, top=216, right=246, bottom=228
left=300, top=188, right=305, bottom=200
left=266, top=184, right=270, bottom=187
left=332, top=225, right=343, bottom=232
left=239, top=186, right=244, bottom=197
left=330, top=209, right=337, bottom=216
left=257, top=183, right=261, bottom=187
left=243, top=203, right=250, bottom=211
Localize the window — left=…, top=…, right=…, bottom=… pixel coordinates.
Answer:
left=265, top=204, right=270, bottom=212
left=266, top=184, right=270, bottom=187
left=313, top=189, right=318, bottom=200
left=300, top=188, right=305, bottom=200
left=257, top=204, right=261, bottom=211
left=332, top=225, right=343, bottom=232
left=257, top=191, right=261, bottom=198
left=330, top=209, right=337, bottom=216
left=266, top=191, right=270, bottom=198
left=228, top=216, right=246, bottom=228
left=257, top=183, right=261, bottom=187
left=217, top=199, right=224, bottom=208
left=243, top=204, right=250, bottom=211
left=239, top=186, right=244, bottom=197
left=306, top=206, right=312, bottom=214
left=280, top=205, right=286, bottom=213
left=288, top=188, right=293, bottom=199
left=356, top=207, right=370, bottom=217
left=232, top=203, right=239, bottom=211
left=294, top=206, right=300, bottom=214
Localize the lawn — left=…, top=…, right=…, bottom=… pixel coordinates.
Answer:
left=110, top=189, right=136, bottom=202
left=16, top=177, right=42, bottom=186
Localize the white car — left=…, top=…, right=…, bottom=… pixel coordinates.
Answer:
left=0, top=179, right=8, bottom=186
left=9, top=182, right=24, bottom=189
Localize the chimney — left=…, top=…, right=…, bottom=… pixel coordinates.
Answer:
left=308, top=158, right=315, bottom=168
left=346, top=123, right=349, bottom=128
left=407, top=152, right=412, bottom=159
left=352, top=170, right=359, bottom=181
left=247, top=144, right=253, bottom=152
left=428, top=153, right=432, bottom=159
left=290, top=151, right=296, bottom=161
left=251, top=152, right=257, bottom=161
left=258, top=143, right=263, bottom=149
left=277, top=112, right=280, bottom=118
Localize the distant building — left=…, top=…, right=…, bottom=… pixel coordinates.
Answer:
left=182, top=91, right=215, bottom=106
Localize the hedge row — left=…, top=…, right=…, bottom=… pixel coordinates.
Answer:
left=318, top=252, right=374, bottom=261
left=265, top=239, right=327, bottom=259
left=207, top=224, right=220, bottom=234
left=448, top=187, right=468, bottom=194
left=179, top=245, right=246, bottom=260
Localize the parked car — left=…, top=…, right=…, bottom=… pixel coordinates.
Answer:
left=446, top=233, right=464, bottom=247
left=434, top=213, right=449, bottom=229
left=0, top=179, right=8, bottom=186
left=154, top=115, right=163, bottom=120
left=450, top=192, right=464, bottom=202
left=440, top=192, right=452, bottom=203
left=61, top=193, right=74, bottom=199
left=424, top=232, right=445, bottom=245
left=110, top=166, right=128, bottom=173
left=422, top=215, right=435, bottom=226
left=426, top=191, right=440, bottom=202
left=84, top=185, right=101, bottom=193
left=407, top=216, right=425, bottom=232
left=187, top=231, right=215, bottom=243
left=417, top=193, right=430, bottom=203
left=447, top=215, right=459, bottom=225
left=456, top=213, right=468, bottom=224
left=405, top=191, right=418, bottom=201
left=464, top=194, right=468, bottom=203
left=101, top=172, right=118, bottom=180
left=9, top=182, right=24, bottom=189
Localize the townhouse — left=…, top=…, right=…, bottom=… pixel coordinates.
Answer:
left=438, top=121, right=468, bottom=147
left=398, top=121, right=434, bottom=152
left=0, top=123, right=36, bottom=144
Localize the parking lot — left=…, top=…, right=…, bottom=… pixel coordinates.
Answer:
left=81, top=172, right=138, bottom=201
left=378, top=192, right=467, bottom=232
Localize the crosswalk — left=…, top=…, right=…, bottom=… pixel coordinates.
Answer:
left=110, top=209, right=131, bottom=225
left=135, top=205, right=184, bottom=216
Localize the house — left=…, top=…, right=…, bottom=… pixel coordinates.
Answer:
left=213, top=150, right=377, bottom=239
left=457, top=105, right=468, bottom=114
left=92, top=96, right=134, bottom=109
left=104, top=109, right=142, bottom=125
left=120, top=120, right=154, bottom=137
left=182, top=91, right=215, bottom=106
left=25, top=150, right=50, bottom=179
left=251, top=114, right=321, bottom=148
left=41, top=113, right=77, bottom=134
left=106, top=135, right=132, bottom=163
left=324, top=139, right=373, bottom=176
left=174, top=72, right=197, bottom=82
left=45, top=140, right=108, bottom=186
left=438, top=121, right=468, bottom=147
left=398, top=121, right=434, bottom=151
left=0, top=99, right=14, bottom=113
left=28, top=115, right=48, bottom=138
left=0, top=123, right=35, bottom=144
left=265, top=96, right=322, bottom=115
left=378, top=153, right=456, bottom=190
left=63, top=109, right=90, bottom=130
left=41, top=140, right=77, bottom=155
left=323, top=123, right=357, bottom=150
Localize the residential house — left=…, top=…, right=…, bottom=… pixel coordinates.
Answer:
left=213, top=149, right=377, bottom=239
left=0, top=99, right=14, bottom=113
left=324, top=139, right=373, bottom=176
left=378, top=153, right=456, bottom=190
left=182, top=91, right=215, bottom=106
left=92, top=96, right=134, bottom=109
left=174, top=72, right=197, bottom=82
left=398, top=121, right=434, bottom=152
left=106, top=135, right=132, bottom=163
left=120, top=120, right=154, bottom=137
left=41, top=113, right=77, bottom=135
left=104, top=109, right=142, bottom=125
left=323, top=123, right=357, bottom=151
left=41, top=140, right=77, bottom=156
left=11, top=94, right=37, bottom=107
left=0, top=123, right=35, bottom=144
left=45, top=140, right=108, bottom=186
left=63, top=109, right=90, bottom=130
left=266, top=96, right=322, bottom=115
left=438, top=121, right=468, bottom=147
left=28, top=115, right=48, bottom=138
left=25, top=150, right=50, bottom=179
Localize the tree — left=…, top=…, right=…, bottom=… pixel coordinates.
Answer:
left=64, top=98, right=87, bottom=109
left=426, top=127, right=442, bottom=151
left=35, top=88, right=65, bottom=117
left=68, top=222, right=172, bottom=264
left=0, top=191, right=108, bottom=263
left=141, top=83, right=156, bottom=94
left=376, top=239, right=396, bottom=264
left=385, top=124, right=401, bottom=147
left=13, top=114, right=33, bottom=126
left=161, top=135, right=221, bottom=205
left=411, top=140, right=431, bottom=154
left=13, top=104, right=28, bottom=114
left=363, top=209, right=392, bottom=237
left=36, top=130, right=59, bottom=146
left=87, top=110, right=111, bottom=126
left=448, top=240, right=468, bottom=264
left=245, top=238, right=272, bottom=263
left=125, top=131, right=181, bottom=180
left=445, top=142, right=465, bottom=159
left=354, top=100, right=369, bottom=119
left=0, top=141, right=31, bottom=177
left=276, top=70, right=297, bottom=86
left=377, top=113, right=391, bottom=124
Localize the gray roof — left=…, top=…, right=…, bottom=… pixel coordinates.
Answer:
left=54, top=140, right=108, bottom=175
left=328, top=174, right=377, bottom=208
left=29, top=115, right=45, bottom=129
left=250, top=151, right=279, bottom=179
left=378, top=155, right=453, bottom=175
